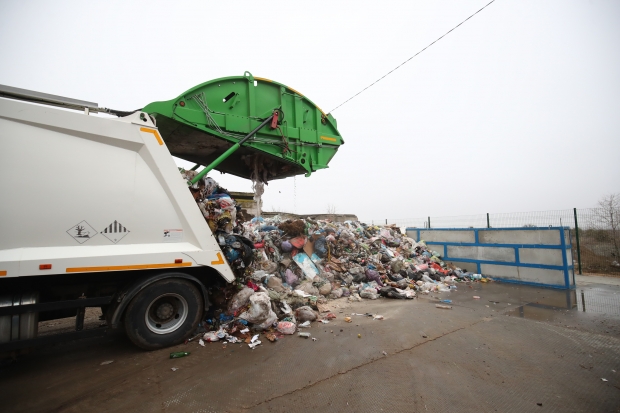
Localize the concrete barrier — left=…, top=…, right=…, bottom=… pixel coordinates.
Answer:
left=405, top=227, right=575, bottom=289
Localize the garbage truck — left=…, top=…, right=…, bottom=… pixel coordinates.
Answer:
left=0, top=72, right=343, bottom=351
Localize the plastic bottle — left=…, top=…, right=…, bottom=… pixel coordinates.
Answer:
left=170, top=351, right=190, bottom=359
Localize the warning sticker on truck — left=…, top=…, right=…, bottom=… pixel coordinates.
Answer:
left=163, top=229, right=183, bottom=242
left=67, top=220, right=98, bottom=244
left=101, top=220, right=130, bottom=244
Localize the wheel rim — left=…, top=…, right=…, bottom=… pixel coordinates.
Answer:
left=145, top=293, right=188, bottom=334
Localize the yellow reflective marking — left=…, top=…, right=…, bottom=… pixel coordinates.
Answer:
left=140, top=127, right=163, bottom=145
left=320, top=136, right=337, bottom=142
left=66, top=262, right=191, bottom=273
left=211, top=252, right=225, bottom=265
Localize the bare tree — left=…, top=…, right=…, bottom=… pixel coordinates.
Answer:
left=596, top=193, right=620, bottom=261
left=326, top=204, right=337, bottom=221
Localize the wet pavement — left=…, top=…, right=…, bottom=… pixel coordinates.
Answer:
left=1, top=278, right=620, bottom=413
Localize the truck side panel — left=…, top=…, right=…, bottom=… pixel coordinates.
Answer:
left=0, top=99, right=235, bottom=282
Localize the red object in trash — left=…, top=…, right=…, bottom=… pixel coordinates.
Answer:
left=325, top=313, right=337, bottom=320
left=431, top=262, right=449, bottom=275
left=247, top=280, right=260, bottom=291
left=289, top=236, right=307, bottom=249
left=254, top=242, right=265, bottom=249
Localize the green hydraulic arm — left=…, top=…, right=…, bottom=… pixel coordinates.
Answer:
left=142, top=71, right=344, bottom=182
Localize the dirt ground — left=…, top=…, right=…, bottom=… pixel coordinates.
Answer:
left=1, top=280, right=620, bottom=413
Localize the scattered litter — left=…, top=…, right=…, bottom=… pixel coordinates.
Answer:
left=602, top=378, right=608, bottom=382
left=473, top=296, right=480, bottom=299
left=169, top=352, right=190, bottom=359
left=312, top=337, right=318, bottom=341
left=100, top=360, right=114, bottom=365
left=175, top=180, right=493, bottom=354
left=248, top=340, right=262, bottom=349
left=358, top=334, right=361, bottom=338
left=298, top=332, right=311, bottom=338
left=436, top=304, right=452, bottom=310
left=171, top=367, right=179, bottom=372
left=382, top=351, right=388, bottom=356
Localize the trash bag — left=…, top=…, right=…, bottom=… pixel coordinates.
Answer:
left=314, top=236, right=329, bottom=258
left=289, top=236, right=307, bottom=249
left=267, top=276, right=285, bottom=292
left=295, top=306, right=318, bottom=322
left=330, top=288, right=343, bottom=299
left=203, top=331, right=219, bottom=342
left=239, top=292, right=273, bottom=324
left=254, top=310, right=278, bottom=330
left=318, top=281, right=332, bottom=296
left=379, top=286, right=407, bottom=299
left=281, top=240, right=293, bottom=252
left=360, top=288, right=379, bottom=300
left=227, top=287, right=254, bottom=315
left=365, top=269, right=384, bottom=287
left=296, top=281, right=319, bottom=297
left=285, top=269, right=299, bottom=287
left=277, top=321, right=296, bottom=335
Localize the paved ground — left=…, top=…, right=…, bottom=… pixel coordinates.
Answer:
left=1, top=278, right=620, bottom=413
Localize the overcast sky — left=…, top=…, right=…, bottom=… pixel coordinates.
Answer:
left=1, top=0, right=618, bottom=222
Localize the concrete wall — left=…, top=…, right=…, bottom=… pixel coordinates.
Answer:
left=405, top=227, right=574, bottom=289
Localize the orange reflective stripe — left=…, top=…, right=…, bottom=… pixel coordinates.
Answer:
left=320, top=136, right=337, bottom=142
left=140, top=127, right=163, bottom=145
left=211, top=252, right=225, bottom=265
left=0, top=271, right=6, bottom=276
left=66, top=262, right=191, bottom=273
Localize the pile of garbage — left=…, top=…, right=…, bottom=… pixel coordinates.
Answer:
left=181, top=171, right=490, bottom=348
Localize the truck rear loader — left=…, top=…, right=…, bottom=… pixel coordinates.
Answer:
left=0, top=72, right=343, bottom=351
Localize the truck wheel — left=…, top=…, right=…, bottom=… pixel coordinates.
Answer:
left=124, top=278, right=203, bottom=350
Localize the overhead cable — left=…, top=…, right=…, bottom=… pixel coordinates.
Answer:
left=329, top=0, right=497, bottom=113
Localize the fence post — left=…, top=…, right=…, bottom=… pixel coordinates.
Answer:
left=385, top=219, right=387, bottom=225
left=486, top=213, right=490, bottom=228
left=428, top=216, right=431, bottom=229
left=573, top=208, right=582, bottom=275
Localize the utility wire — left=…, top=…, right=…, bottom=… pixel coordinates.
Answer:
left=329, top=0, right=497, bottom=113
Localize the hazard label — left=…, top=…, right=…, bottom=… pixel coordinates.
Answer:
left=67, top=220, right=98, bottom=244
left=163, top=229, right=183, bottom=242
left=101, top=220, right=130, bottom=244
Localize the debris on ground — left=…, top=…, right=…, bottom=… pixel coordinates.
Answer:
left=181, top=173, right=493, bottom=350
left=100, top=360, right=114, bottom=365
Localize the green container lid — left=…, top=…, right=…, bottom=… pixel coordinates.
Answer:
left=143, top=71, right=344, bottom=181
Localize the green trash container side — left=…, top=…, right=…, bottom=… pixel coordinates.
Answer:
left=142, top=71, right=344, bottom=181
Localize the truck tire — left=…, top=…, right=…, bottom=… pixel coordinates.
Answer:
left=124, top=278, right=203, bottom=350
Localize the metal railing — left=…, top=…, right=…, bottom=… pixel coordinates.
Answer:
left=365, top=207, right=620, bottom=276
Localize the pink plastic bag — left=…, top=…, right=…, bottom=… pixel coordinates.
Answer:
left=276, top=321, right=296, bottom=335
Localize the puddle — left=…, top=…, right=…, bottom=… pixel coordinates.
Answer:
left=505, top=287, right=620, bottom=322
